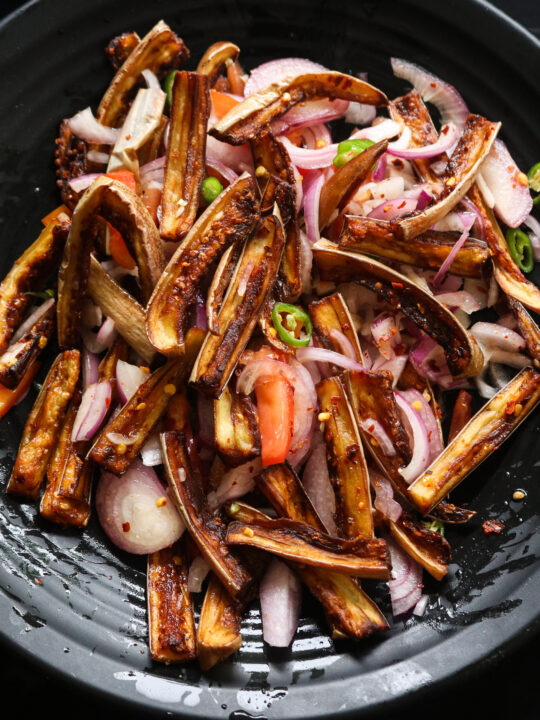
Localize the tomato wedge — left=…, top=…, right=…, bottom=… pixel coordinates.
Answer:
left=0, top=362, right=40, bottom=421
left=104, top=170, right=137, bottom=193
left=107, top=223, right=136, bottom=270
left=210, top=89, right=241, bottom=120
left=255, top=375, right=294, bottom=466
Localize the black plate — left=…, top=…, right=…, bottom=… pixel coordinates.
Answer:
left=1, top=0, right=539, bottom=717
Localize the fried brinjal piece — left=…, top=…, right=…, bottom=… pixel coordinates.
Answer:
left=214, top=384, right=260, bottom=466
left=160, top=72, right=210, bottom=241
left=256, top=463, right=388, bottom=638
left=313, top=239, right=484, bottom=377
left=316, top=375, right=374, bottom=539
left=389, top=514, right=451, bottom=581
left=211, top=72, right=387, bottom=145
left=309, top=292, right=364, bottom=370
left=161, top=430, right=254, bottom=598
left=87, top=255, right=155, bottom=363
left=506, top=296, right=540, bottom=365
left=197, top=41, right=240, bottom=85
left=147, top=173, right=258, bottom=354
left=54, top=121, right=89, bottom=209
left=0, top=300, right=55, bottom=389
left=57, top=177, right=164, bottom=347
left=197, top=573, right=243, bottom=670
left=206, top=243, right=241, bottom=335
left=90, top=328, right=204, bottom=475
left=0, top=217, right=67, bottom=354
left=7, top=350, right=80, bottom=500
left=226, top=517, right=390, bottom=578
left=339, top=219, right=489, bottom=279
left=147, top=542, right=197, bottom=663
left=191, top=210, right=285, bottom=397
left=105, top=31, right=140, bottom=71
left=97, top=20, right=188, bottom=127
left=468, top=185, right=540, bottom=313
left=319, top=140, right=388, bottom=231
left=408, top=366, right=540, bottom=514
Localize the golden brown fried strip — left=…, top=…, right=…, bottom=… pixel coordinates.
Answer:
left=408, top=366, right=540, bottom=513
left=214, top=385, right=260, bottom=466
left=105, top=31, right=140, bottom=71
left=506, top=296, right=540, bottom=365
left=197, top=41, right=240, bottom=86
left=55, top=122, right=89, bottom=208
left=160, top=71, right=210, bottom=240
left=389, top=514, right=450, bottom=581
left=147, top=173, right=258, bottom=354
left=197, top=574, right=243, bottom=670
left=309, top=293, right=364, bottom=371
left=161, top=430, right=254, bottom=598
left=206, top=243, right=242, bottom=335
left=211, top=72, right=387, bottom=145
left=7, top=350, right=80, bottom=500
left=147, top=543, right=197, bottom=663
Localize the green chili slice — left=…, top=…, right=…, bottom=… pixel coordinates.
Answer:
left=333, top=138, right=375, bottom=168
left=506, top=227, right=534, bottom=273
left=527, top=162, right=540, bottom=193
left=163, top=70, right=178, bottom=110
left=271, top=302, right=312, bottom=347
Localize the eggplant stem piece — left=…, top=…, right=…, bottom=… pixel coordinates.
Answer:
left=197, top=574, right=243, bottom=671
left=506, top=296, right=540, bottom=366
left=147, top=542, right=197, bottom=663
left=211, top=71, right=387, bottom=145
left=319, top=139, right=388, bottom=231
left=0, top=216, right=67, bottom=354
left=190, top=209, right=285, bottom=397
left=313, top=239, right=484, bottom=377
left=160, top=72, right=210, bottom=241
left=389, top=514, right=450, bottom=581
left=7, top=350, right=80, bottom=500
left=147, top=173, right=258, bottom=354
left=339, top=219, right=489, bottom=279
left=89, top=328, right=204, bottom=475
left=57, top=177, right=164, bottom=347
left=161, top=430, right=254, bottom=598
left=226, top=518, right=390, bottom=579
left=197, top=41, right=240, bottom=85
left=214, top=384, right=260, bottom=466
left=309, top=292, right=364, bottom=370
left=408, top=366, right=540, bottom=514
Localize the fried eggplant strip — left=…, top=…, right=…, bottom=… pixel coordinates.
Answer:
left=313, top=239, right=484, bottom=377
left=161, top=430, right=254, bottom=597
left=206, top=243, right=241, bottom=335
left=191, top=210, right=285, bottom=397
left=0, top=300, right=55, bottom=389
left=147, top=543, right=197, bottom=663
left=506, top=296, right=540, bottom=365
left=225, top=501, right=272, bottom=524
left=105, top=31, right=140, bottom=71
left=214, top=385, right=260, bottom=466
left=57, top=177, right=164, bottom=347
left=317, top=375, right=374, bottom=539
left=0, top=217, right=67, bottom=354
left=7, top=350, right=80, bottom=500
left=309, top=293, right=364, bottom=370
left=211, top=72, right=387, bottom=145
left=389, top=514, right=450, bottom=581
left=90, top=329, right=204, bottom=475
left=197, top=41, right=240, bottom=85
left=256, top=464, right=388, bottom=637
left=197, top=574, right=243, bottom=670
left=408, top=366, right=540, bottom=513
left=160, top=72, right=210, bottom=240
left=227, top=518, right=390, bottom=578
left=55, top=122, right=89, bottom=208
left=428, top=502, right=476, bottom=525
left=319, top=139, right=388, bottom=230
left=97, top=20, right=188, bottom=127
left=147, top=173, right=258, bottom=354
left=339, top=219, right=489, bottom=278
left=87, top=256, right=155, bottom=363
left=468, top=185, right=540, bottom=313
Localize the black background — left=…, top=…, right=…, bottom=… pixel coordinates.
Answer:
left=0, top=1, right=538, bottom=718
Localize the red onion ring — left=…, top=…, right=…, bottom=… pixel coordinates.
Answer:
left=207, top=458, right=263, bottom=510
left=303, top=171, right=326, bottom=243
left=116, top=360, right=148, bottom=404
left=368, top=196, right=417, bottom=221
left=68, top=107, right=119, bottom=145
left=260, top=559, right=302, bottom=647
left=296, top=346, right=364, bottom=371
left=387, top=535, right=423, bottom=617
left=399, top=388, right=442, bottom=463
left=394, top=391, right=430, bottom=484
left=187, top=556, right=211, bottom=593
left=387, top=123, right=458, bottom=159
left=71, top=381, right=112, bottom=443
left=432, top=213, right=475, bottom=287
left=370, top=470, right=402, bottom=522
left=302, top=433, right=337, bottom=534
left=82, top=348, right=99, bottom=391
left=480, top=139, right=533, bottom=228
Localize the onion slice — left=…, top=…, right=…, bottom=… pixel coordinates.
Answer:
left=260, top=559, right=302, bottom=647
left=71, top=381, right=112, bottom=443
left=296, top=346, right=364, bottom=371
left=480, top=139, right=532, bottom=228
left=387, top=123, right=459, bottom=159
left=187, top=555, right=211, bottom=593
left=302, top=434, right=337, bottom=534
left=394, top=392, right=430, bottom=484
left=387, top=536, right=423, bottom=617
left=67, top=107, right=120, bottom=145
left=116, top=360, right=149, bottom=404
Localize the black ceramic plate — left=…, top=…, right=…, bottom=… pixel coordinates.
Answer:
left=1, top=0, right=539, bottom=717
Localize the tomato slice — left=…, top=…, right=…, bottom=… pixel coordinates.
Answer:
left=105, top=170, right=137, bottom=193
left=0, top=362, right=40, bottom=421
left=210, top=89, right=241, bottom=120
left=107, top=223, right=136, bottom=270
left=41, top=204, right=71, bottom=225
left=255, top=375, right=294, bottom=466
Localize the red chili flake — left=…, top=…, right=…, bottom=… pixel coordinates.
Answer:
left=34, top=578, right=43, bottom=585
left=122, top=522, right=131, bottom=532
left=398, top=201, right=406, bottom=209
left=442, top=125, right=449, bottom=135
left=482, top=519, right=504, bottom=535
left=430, top=82, right=437, bottom=88
left=391, top=282, right=404, bottom=289
left=368, top=423, right=375, bottom=432
left=505, top=400, right=516, bottom=416
left=105, top=396, right=111, bottom=409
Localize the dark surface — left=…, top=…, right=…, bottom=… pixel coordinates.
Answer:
left=0, top=1, right=539, bottom=718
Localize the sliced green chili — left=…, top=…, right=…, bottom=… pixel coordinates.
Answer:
left=163, top=70, right=178, bottom=110
left=333, top=138, right=375, bottom=168
left=422, top=519, right=445, bottom=536
left=271, top=302, right=312, bottom=348
left=506, top=227, right=534, bottom=273
left=527, top=162, right=540, bottom=193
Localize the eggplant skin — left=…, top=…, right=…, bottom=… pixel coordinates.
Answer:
left=309, top=292, right=364, bottom=369
left=54, top=121, right=89, bottom=209
left=408, top=366, right=540, bottom=514
left=197, top=41, right=240, bottom=85
left=389, top=513, right=451, bottom=581
left=105, top=31, right=140, bottom=71
left=214, top=385, right=260, bottom=467
left=197, top=574, right=243, bottom=671
left=507, top=296, right=540, bottom=366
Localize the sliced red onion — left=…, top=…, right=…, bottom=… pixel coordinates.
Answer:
left=410, top=335, right=453, bottom=387
left=296, top=346, right=364, bottom=371
left=371, top=354, right=408, bottom=388
left=96, top=317, right=117, bottom=348
left=371, top=154, right=387, bottom=182
left=388, top=123, right=458, bottom=160
left=10, top=298, right=55, bottom=344
left=71, top=381, right=112, bottom=442
left=280, top=136, right=337, bottom=170
left=390, top=58, right=468, bottom=134
left=368, top=197, right=417, bottom=221
left=206, top=134, right=252, bottom=173
left=359, top=418, right=396, bottom=457
left=87, top=149, right=110, bottom=165
left=272, top=99, right=348, bottom=134
left=480, top=139, right=532, bottom=227
left=116, top=360, right=149, bottom=404
left=206, top=155, right=238, bottom=185
left=245, top=57, right=327, bottom=95
left=260, top=559, right=302, bottom=647
left=298, top=228, right=313, bottom=294
left=394, top=392, right=430, bottom=484
left=344, top=100, right=376, bottom=126
left=303, top=172, right=325, bottom=243
left=140, top=433, right=163, bottom=467
left=140, top=155, right=165, bottom=187
left=432, top=213, right=475, bottom=287
left=459, top=196, right=486, bottom=241
left=434, top=290, right=482, bottom=314
left=288, top=360, right=317, bottom=468
left=415, top=187, right=433, bottom=211
left=413, top=594, right=429, bottom=617
left=302, top=433, right=337, bottom=534
left=82, top=348, right=99, bottom=390
left=462, top=277, right=489, bottom=309
left=489, top=350, right=530, bottom=369
left=476, top=170, right=495, bottom=208
left=370, top=470, right=402, bottom=522
left=352, top=118, right=401, bottom=144
left=387, top=535, right=423, bottom=617
left=330, top=329, right=357, bottom=361
left=107, top=431, right=138, bottom=445
left=497, top=313, right=518, bottom=330
left=399, top=388, right=442, bottom=463
left=68, top=173, right=102, bottom=193
left=141, top=68, right=161, bottom=89
left=371, top=312, right=400, bottom=360
left=96, top=460, right=184, bottom=554
left=523, top=214, right=540, bottom=261
left=187, top=555, right=211, bottom=593
left=68, top=107, right=120, bottom=145
left=470, top=322, right=525, bottom=353
left=207, top=458, right=263, bottom=510
left=487, top=274, right=499, bottom=308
